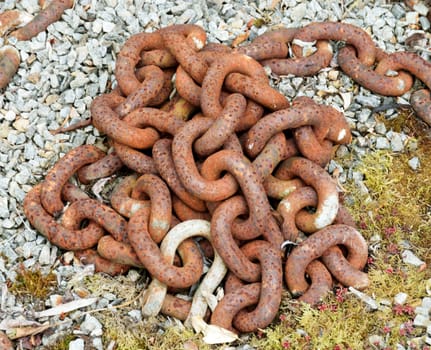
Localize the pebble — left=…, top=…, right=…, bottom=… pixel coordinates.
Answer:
left=402, top=250, right=425, bottom=267
left=408, top=157, right=420, bottom=170
left=394, top=292, right=408, bottom=305
left=375, top=137, right=390, bottom=150
left=80, top=314, right=103, bottom=337
left=69, top=338, right=85, bottom=350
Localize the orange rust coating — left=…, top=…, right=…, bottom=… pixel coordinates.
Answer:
left=144, top=68, right=175, bottom=107
left=200, top=53, right=268, bottom=119
left=194, top=93, right=247, bottom=157
left=97, top=235, right=144, bottom=268
left=285, top=224, right=368, bottom=297
left=91, top=93, right=162, bottom=150
left=0, top=330, right=13, bottom=350
left=338, top=46, right=413, bottom=96
left=375, top=51, right=431, bottom=90
left=60, top=198, right=128, bottom=243
left=114, top=31, right=165, bottom=96
left=115, top=65, right=165, bottom=117
left=161, top=25, right=207, bottom=83
left=140, top=49, right=178, bottom=68
left=40, top=145, right=105, bottom=216
left=61, top=182, right=89, bottom=202
left=74, top=249, right=130, bottom=276
left=245, top=96, right=351, bottom=158
left=212, top=240, right=282, bottom=333
left=410, top=89, right=431, bottom=125
left=224, top=72, right=289, bottom=111
left=277, top=186, right=318, bottom=242
left=211, top=196, right=261, bottom=282
left=152, top=139, right=207, bottom=212
left=0, top=46, right=20, bottom=89
left=110, top=175, right=150, bottom=218
left=294, top=126, right=333, bottom=167
left=112, top=140, right=158, bottom=175
left=275, top=157, right=339, bottom=233
left=172, top=117, right=239, bottom=202
left=261, top=40, right=333, bottom=76
left=321, top=246, right=369, bottom=290
left=172, top=195, right=211, bottom=221
left=211, top=282, right=260, bottom=333
left=291, top=22, right=377, bottom=66
left=298, top=260, right=333, bottom=305
left=11, top=0, right=74, bottom=41
left=128, top=208, right=204, bottom=289
left=200, top=150, right=283, bottom=248
left=234, top=38, right=289, bottom=61
left=0, top=10, right=29, bottom=37
left=252, top=132, right=295, bottom=181
left=23, top=185, right=104, bottom=250
left=160, top=294, right=194, bottom=321
left=131, top=174, right=172, bottom=243
left=77, top=152, right=124, bottom=184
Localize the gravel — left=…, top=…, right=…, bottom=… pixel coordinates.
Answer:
left=0, top=0, right=430, bottom=349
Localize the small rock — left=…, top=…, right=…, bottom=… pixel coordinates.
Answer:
left=413, top=314, right=431, bottom=327
left=69, top=338, right=84, bottom=350
left=408, top=157, right=420, bottom=170
left=80, top=314, right=103, bottom=337
left=369, top=334, right=385, bottom=347
left=422, top=297, right=431, bottom=310
left=405, top=11, right=419, bottom=25
left=375, top=137, right=390, bottom=149
left=291, top=3, right=307, bottom=21
left=394, top=292, right=408, bottom=305
left=38, top=245, right=51, bottom=265
left=402, top=249, right=425, bottom=267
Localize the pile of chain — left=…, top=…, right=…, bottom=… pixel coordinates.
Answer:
left=22, top=21, right=431, bottom=335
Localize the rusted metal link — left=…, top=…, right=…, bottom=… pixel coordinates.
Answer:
left=194, top=93, right=247, bottom=157
left=161, top=24, right=207, bottom=84
left=172, top=195, right=211, bottom=221
left=410, top=89, right=431, bottom=125
left=141, top=219, right=225, bottom=319
left=11, top=0, right=74, bottom=41
left=285, top=224, right=368, bottom=297
left=245, top=96, right=351, bottom=158
left=294, top=126, right=333, bottom=167
left=113, top=140, right=157, bottom=175
left=0, top=10, right=32, bottom=37
left=115, top=65, right=165, bottom=117
left=60, top=198, right=128, bottom=242
left=200, top=150, right=284, bottom=248
left=97, top=235, right=143, bottom=268
left=128, top=208, right=204, bottom=289
left=200, top=53, right=276, bottom=119
left=211, top=195, right=261, bottom=281
left=131, top=174, right=172, bottom=243
left=0, top=46, right=21, bottom=89
left=321, top=245, right=369, bottom=290
left=110, top=174, right=150, bottom=218
left=74, top=249, right=130, bottom=276
left=172, top=117, right=239, bottom=202
left=275, top=157, right=339, bottom=234
left=153, top=139, right=207, bottom=212
left=291, top=21, right=377, bottom=66
left=23, top=185, right=104, bottom=250
left=40, top=144, right=105, bottom=216
left=115, top=31, right=165, bottom=96
left=77, top=151, right=124, bottom=184
left=375, top=51, right=431, bottom=124
left=338, top=46, right=413, bottom=96
left=139, top=48, right=178, bottom=69
left=298, top=260, right=333, bottom=305
left=211, top=240, right=282, bottom=333
left=262, top=40, right=333, bottom=76
left=61, top=182, right=89, bottom=202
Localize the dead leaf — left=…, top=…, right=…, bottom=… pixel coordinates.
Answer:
left=231, top=32, right=250, bottom=48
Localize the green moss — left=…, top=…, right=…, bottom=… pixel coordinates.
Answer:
left=43, top=334, right=76, bottom=350
left=8, top=264, right=57, bottom=301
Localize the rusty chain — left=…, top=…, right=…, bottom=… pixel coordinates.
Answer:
left=21, top=20, right=431, bottom=335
